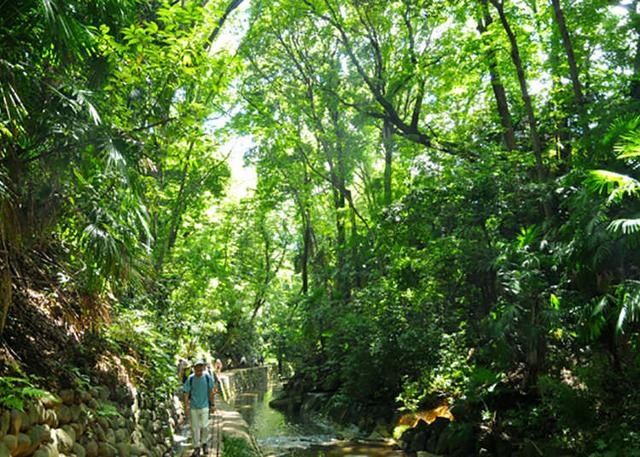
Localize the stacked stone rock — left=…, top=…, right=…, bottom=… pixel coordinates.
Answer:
left=0, top=387, right=176, bottom=457
left=220, top=366, right=272, bottom=402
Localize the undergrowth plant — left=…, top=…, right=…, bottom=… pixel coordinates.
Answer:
left=222, top=436, right=259, bottom=457
left=0, top=376, right=52, bottom=411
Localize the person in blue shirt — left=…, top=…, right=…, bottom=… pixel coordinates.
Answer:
left=183, top=359, right=216, bottom=456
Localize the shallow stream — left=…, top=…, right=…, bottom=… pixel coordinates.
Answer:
left=230, top=386, right=408, bottom=457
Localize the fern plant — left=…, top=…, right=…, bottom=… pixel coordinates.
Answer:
left=585, top=122, right=640, bottom=333
left=0, top=376, right=51, bottom=411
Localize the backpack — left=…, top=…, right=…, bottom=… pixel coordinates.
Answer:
left=188, top=373, right=214, bottom=399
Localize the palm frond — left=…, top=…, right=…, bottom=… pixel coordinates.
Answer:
left=39, top=0, right=94, bottom=60
left=592, top=241, right=613, bottom=270
left=74, top=89, right=102, bottom=125
left=584, top=210, right=608, bottom=236
left=603, top=115, right=640, bottom=146
left=591, top=282, right=640, bottom=335
left=586, top=170, right=640, bottom=204
left=616, top=281, right=640, bottom=334
left=516, top=224, right=540, bottom=250
left=607, top=218, right=640, bottom=235
left=104, top=140, right=127, bottom=175
left=134, top=206, right=153, bottom=249
left=0, top=60, right=28, bottom=139
left=0, top=168, right=10, bottom=200
left=615, top=130, right=640, bottom=159
left=591, top=295, right=610, bottom=318
left=0, top=74, right=27, bottom=120
left=584, top=296, right=608, bottom=340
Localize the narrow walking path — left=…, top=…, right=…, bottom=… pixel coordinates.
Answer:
left=174, top=393, right=261, bottom=457
left=174, top=394, right=223, bottom=457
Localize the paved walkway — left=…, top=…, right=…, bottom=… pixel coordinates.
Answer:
left=173, top=395, right=223, bottom=457
left=174, top=393, right=261, bottom=457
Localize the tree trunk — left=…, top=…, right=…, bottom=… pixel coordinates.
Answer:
left=292, top=164, right=313, bottom=296
left=154, top=145, right=192, bottom=274
left=490, top=0, right=550, bottom=385
left=630, top=0, right=640, bottom=100
left=206, top=0, right=245, bottom=52
left=551, top=0, right=584, bottom=106
left=348, top=188, right=360, bottom=288
left=490, top=0, right=545, bottom=182
left=331, top=181, right=348, bottom=300
left=0, top=250, right=11, bottom=335
left=382, top=118, right=394, bottom=205
left=301, top=208, right=311, bottom=295
left=478, top=0, right=517, bottom=151
left=0, top=148, right=21, bottom=335
left=326, top=104, right=353, bottom=301
left=550, top=0, right=589, bottom=154
left=526, top=299, right=544, bottom=388
left=548, top=28, right=573, bottom=169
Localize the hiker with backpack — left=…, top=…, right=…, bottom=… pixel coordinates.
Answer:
left=183, top=359, right=216, bottom=456
left=177, top=358, right=190, bottom=383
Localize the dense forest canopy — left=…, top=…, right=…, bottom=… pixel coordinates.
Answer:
left=2, top=0, right=640, bottom=454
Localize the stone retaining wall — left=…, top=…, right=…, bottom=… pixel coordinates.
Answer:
left=214, top=366, right=275, bottom=457
left=0, top=366, right=275, bottom=457
left=216, top=366, right=274, bottom=402
left=0, top=386, right=176, bottom=457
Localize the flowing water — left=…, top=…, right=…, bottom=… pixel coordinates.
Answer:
left=230, top=386, right=408, bottom=457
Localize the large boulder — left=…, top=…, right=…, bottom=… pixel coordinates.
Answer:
left=430, top=416, right=450, bottom=436
left=435, top=425, right=453, bottom=455
left=407, top=419, right=431, bottom=452
left=424, top=417, right=450, bottom=454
